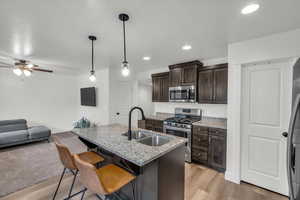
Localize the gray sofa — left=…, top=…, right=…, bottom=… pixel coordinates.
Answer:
left=0, top=119, right=51, bottom=148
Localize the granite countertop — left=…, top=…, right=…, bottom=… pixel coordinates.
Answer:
left=72, top=124, right=186, bottom=167
left=193, top=117, right=227, bottom=129
left=146, top=112, right=174, bottom=121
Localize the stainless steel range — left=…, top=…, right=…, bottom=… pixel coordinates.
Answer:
left=163, top=108, right=202, bottom=162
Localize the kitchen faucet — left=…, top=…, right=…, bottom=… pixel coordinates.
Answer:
left=128, top=106, right=146, bottom=140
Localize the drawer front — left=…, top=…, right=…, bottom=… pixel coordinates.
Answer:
left=192, top=147, right=208, bottom=164
left=193, top=133, right=209, bottom=149
left=146, top=119, right=154, bottom=125
left=209, top=128, right=226, bottom=137
left=153, top=119, right=163, bottom=125
left=193, top=125, right=209, bottom=133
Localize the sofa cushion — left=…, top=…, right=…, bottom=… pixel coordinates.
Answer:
left=28, top=126, right=51, bottom=139
left=0, top=130, right=29, bottom=145
left=0, top=119, right=27, bottom=133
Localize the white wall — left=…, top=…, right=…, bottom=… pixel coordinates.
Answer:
left=78, top=68, right=110, bottom=126
left=108, top=68, right=143, bottom=127
left=226, top=28, right=300, bottom=184
left=154, top=103, right=227, bottom=118
left=136, top=82, right=154, bottom=117
left=0, top=66, right=111, bottom=133
left=0, top=69, right=79, bottom=133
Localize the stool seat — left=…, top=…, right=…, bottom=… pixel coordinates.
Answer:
left=78, top=151, right=104, bottom=166
left=96, top=164, right=136, bottom=194
left=74, top=154, right=136, bottom=198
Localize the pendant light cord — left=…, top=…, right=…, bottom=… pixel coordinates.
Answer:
left=123, top=20, right=127, bottom=63
left=91, top=39, right=94, bottom=72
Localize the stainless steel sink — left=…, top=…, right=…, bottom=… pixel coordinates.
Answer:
left=122, top=130, right=149, bottom=140
left=138, top=135, right=170, bottom=146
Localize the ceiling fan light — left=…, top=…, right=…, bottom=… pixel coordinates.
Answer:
left=27, top=63, right=34, bottom=68
left=23, top=69, right=32, bottom=77
left=13, top=68, right=22, bottom=76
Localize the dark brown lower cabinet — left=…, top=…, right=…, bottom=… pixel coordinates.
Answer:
left=192, top=126, right=226, bottom=172
left=138, top=120, right=146, bottom=129
left=209, top=133, right=226, bottom=171
left=138, top=119, right=164, bottom=133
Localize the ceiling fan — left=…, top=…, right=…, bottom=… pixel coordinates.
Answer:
left=0, top=59, right=53, bottom=77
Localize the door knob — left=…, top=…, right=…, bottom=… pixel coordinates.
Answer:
left=282, top=132, right=288, bottom=138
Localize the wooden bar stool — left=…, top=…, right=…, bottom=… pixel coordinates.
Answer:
left=73, top=154, right=136, bottom=200
left=53, top=140, right=104, bottom=200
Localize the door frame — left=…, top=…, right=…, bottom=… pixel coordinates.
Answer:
left=240, top=59, right=293, bottom=194
left=225, top=57, right=295, bottom=185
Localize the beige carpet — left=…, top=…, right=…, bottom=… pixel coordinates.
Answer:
left=0, top=132, right=86, bottom=197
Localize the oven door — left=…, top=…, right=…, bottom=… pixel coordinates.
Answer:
left=164, top=127, right=188, bottom=138
left=164, top=125, right=191, bottom=162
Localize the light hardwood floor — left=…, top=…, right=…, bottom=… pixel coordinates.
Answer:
left=0, top=163, right=288, bottom=200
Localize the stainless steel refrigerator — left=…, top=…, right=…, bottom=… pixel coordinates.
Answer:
left=286, top=59, right=300, bottom=200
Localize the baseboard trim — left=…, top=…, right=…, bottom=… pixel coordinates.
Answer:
left=225, top=170, right=240, bottom=184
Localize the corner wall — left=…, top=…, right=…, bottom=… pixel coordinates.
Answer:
left=226, top=28, right=300, bottom=184
left=0, top=70, right=79, bottom=133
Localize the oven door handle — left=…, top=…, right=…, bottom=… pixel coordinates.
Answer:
left=164, top=125, right=191, bottom=133
left=187, top=88, right=190, bottom=99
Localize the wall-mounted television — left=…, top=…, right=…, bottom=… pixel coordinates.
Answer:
left=80, top=87, right=96, bottom=106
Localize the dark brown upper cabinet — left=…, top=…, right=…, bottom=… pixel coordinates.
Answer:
left=198, top=70, right=214, bottom=103
left=169, top=68, right=182, bottom=87
left=169, top=60, right=203, bottom=87
left=214, top=67, right=228, bottom=103
left=198, top=63, right=228, bottom=104
left=152, top=72, right=169, bottom=102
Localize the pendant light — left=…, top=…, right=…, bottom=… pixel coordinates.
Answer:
left=88, top=35, right=97, bottom=82
left=119, top=13, right=130, bottom=77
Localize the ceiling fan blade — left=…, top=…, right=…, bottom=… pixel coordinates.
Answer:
left=0, top=65, right=11, bottom=69
left=32, top=68, right=53, bottom=73
left=0, top=60, right=11, bottom=65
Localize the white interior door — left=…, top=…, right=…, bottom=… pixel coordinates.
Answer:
left=241, top=61, right=292, bottom=195
left=110, top=82, right=132, bottom=125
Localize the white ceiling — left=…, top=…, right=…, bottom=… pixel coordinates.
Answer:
left=0, top=0, right=300, bottom=73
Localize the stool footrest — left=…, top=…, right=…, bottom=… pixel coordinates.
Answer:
left=63, top=188, right=87, bottom=200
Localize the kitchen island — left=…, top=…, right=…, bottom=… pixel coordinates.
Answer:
left=72, top=124, right=186, bottom=200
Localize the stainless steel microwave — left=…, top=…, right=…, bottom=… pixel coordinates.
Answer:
left=169, top=86, right=196, bottom=102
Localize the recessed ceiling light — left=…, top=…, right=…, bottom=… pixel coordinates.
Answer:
left=241, top=4, right=260, bottom=15
left=143, top=56, right=151, bottom=61
left=182, top=44, right=192, bottom=51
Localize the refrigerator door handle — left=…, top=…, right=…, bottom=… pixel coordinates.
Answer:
left=287, top=94, right=300, bottom=200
